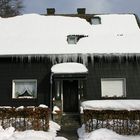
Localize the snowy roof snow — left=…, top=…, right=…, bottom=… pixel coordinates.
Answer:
left=51, top=62, right=88, bottom=74
left=0, top=14, right=140, bottom=56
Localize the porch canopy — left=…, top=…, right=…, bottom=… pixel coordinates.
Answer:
left=51, top=62, right=88, bottom=74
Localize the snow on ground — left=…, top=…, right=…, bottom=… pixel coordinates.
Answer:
left=0, top=121, right=67, bottom=140
left=78, top=124, right=140, bottom=140
left=81, top=100, right=140, bottom=111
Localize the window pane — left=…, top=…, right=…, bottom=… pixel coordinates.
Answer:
left=91, top=17, right=101, bottom=25
left=101, top=79, right=126, bottom=97
left=67, top=36, right=77, bottom=44
left=13, top=80, right=37, bottom=99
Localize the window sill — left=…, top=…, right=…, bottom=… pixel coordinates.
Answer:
left=12, top=98, right=37, bottom=100
left=101, top=97, right=127, bottom=99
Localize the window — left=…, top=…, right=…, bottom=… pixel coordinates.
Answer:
left=67, top=35, right=88, bottom=44
left=91, top=17, right=101, bottom=25
left=67, top=35, right=78, bottom=44
left=12, top=80, right=37, bottom=99
left=101, top=78, right=126, bottom=98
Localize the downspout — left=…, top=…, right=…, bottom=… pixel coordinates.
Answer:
left=50, top=72, right=54, bottom=119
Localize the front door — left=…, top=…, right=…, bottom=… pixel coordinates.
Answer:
left=63, top=80, right=79, bottom=113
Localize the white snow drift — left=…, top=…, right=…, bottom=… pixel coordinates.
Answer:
left=78, top=125, right=140, bottom=140
left=0, top=121, right=67, bottom=140
left=81, top=100, right=140, bottom=111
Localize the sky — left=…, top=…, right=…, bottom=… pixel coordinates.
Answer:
left=22, top=0, right=140, bottom=17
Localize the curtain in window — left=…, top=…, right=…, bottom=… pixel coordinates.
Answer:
left=15, top=81, right=36, bottom=96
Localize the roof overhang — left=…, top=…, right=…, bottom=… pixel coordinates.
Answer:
left=51, top=62, right=88, bottom=74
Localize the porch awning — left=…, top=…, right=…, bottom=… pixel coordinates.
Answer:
left=51, top=62, right=88, bottom=74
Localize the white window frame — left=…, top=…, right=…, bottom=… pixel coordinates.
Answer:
left=12, top=79, right=37, bottom=99
left=101, top=78, right=126, bottom=98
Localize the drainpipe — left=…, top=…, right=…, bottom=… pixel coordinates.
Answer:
left=50, top=72, right=54, bottom=119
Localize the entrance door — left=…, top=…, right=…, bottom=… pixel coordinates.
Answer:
left=63, top=80, right=78, bottom=113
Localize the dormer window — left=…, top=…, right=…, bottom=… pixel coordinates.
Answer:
left=67, top=35, right=78, bottom=44
left=67, top=35, right=88, bottom=44
left=91, top=17, right=101, bottom=25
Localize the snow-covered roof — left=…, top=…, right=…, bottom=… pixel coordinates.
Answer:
left=0, top=14, right=140, bottom=56
left=51, top=62, right=88, bottom=74
left=81, top=100, right=140, bottom=111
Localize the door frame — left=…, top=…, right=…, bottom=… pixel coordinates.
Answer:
left=51, top=74, right=87, bottom=115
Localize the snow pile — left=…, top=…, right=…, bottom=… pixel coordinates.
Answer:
left=13, top=130, right=56, bottom=140
left=0, top=127, right=15, bottom=139
left=15, top=104, right=48, bottom=110
left=39, top=104, right=48, bottom=108
left=52, top=106, right=61, bottom=114
left=93, top=14, right=139, bottom=34
left=0, top=106, right=12, bottom=109
left=0, top=121, right=67, bottom=140
left=49, top=121, right=61, bottom=132
left=12, top=129, right=67, bottom=140
left=0, top=14, right=91, bottom=55
left=0, top=14, right=140, bottom=56
left=82, top=100, right=140, bottom=111
left=78, top=125, right=140, bottom=140
left=16, top=106, right=24, bottom=110
left=51, top=62, right=88, bottom=74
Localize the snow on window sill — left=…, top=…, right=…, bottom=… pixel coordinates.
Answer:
left=12, top=96, right=37, bottom=99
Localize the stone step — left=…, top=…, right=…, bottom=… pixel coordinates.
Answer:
left=61, top=114, right=81, bottom=127
left=57, top=126, right=79, bottom=140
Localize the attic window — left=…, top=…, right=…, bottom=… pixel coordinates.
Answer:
left=67, top=35, right=88, bottom=44
left=91, top=17, right=101, bottom=25
left=12, top=80, right=37, bottom=99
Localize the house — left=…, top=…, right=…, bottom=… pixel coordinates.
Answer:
left=0, top=8, right=140, bottom=120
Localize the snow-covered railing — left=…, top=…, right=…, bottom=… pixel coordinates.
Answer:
left=82, top=100, right=140, bottom=135
left=0, top=106, right=50, bottom=131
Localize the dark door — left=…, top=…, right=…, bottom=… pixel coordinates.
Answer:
left=63, top=80, right=78, bottom=113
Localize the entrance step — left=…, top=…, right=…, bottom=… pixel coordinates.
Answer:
left=58, top=113, right=80, bottom=140
left=61, top=113, right=81, bottom=127
left=58, top=125, right=79, bottom=140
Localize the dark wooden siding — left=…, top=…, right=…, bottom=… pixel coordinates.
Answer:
left=1, top=56, right=140, bottom=107
left=86, top=60, right=140, bottom=100
left=0, top=58, right=52, bottom=107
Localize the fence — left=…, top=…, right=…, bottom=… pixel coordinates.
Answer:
left=84, top=109, right=140, bottom=135
left=0, top=106, right=50, bottom=131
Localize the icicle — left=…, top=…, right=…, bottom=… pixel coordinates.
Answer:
left=27, top=55, right=31, bottom=63
left=72, top=54, right=78, bottom=62
left=89, top=53, right=94, bottom=64
left=82, top=54, right=88, bottom=65
left=48, top=54, right=56, bottom=64
left=60, top=54, right=65, bottom=63
left=38, top=53, right=140, bottom=66
left=21, top=56, right=24, bottom=63
left=17, top=55, right=24, bottom=63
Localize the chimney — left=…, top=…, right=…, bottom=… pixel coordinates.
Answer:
left=47, top=8, right=55, bottom=15
left=77, top=8, right=86, bottom=14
